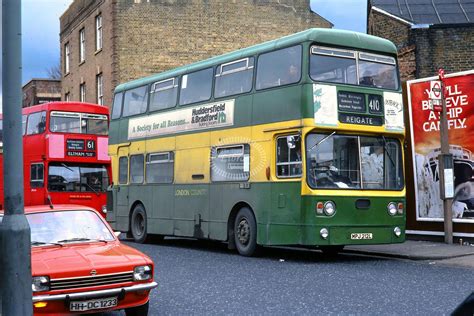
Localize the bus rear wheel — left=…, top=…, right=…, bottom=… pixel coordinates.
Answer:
left=234, top=207, right=258, bottom=256
left=131, top=204, right=148, bottom=244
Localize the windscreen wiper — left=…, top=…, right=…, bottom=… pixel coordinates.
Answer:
left=57, top=237, right=108, bottom=244
left=381, top=136, right=396, bottom=169
left=82, top=181, right=100, bottom=196
left=31, top=241, right=63, bottom=247
left=309, top=131, right=336, bottom=151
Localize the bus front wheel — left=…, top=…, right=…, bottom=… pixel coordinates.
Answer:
left=234, top=207, right=259, bottom=257
left=131, top=204, right=148, bottom=244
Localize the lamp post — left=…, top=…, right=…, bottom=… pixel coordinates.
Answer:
left=436, top=69, right=454, bottom=244
left=1, top=0, right=33, bottom=314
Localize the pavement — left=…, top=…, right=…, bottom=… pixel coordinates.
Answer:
left=345, top=239, right=474, bottom=261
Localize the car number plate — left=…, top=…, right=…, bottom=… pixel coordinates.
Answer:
left=70, top=297, right=118, bottom=312
left=350, top=233, right=373, bottom=240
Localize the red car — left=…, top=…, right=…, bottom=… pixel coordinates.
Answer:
left=1, top=205, right=157, bottom=315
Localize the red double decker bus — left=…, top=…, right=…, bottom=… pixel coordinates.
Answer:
left=0, top=102, right=111, bottom=217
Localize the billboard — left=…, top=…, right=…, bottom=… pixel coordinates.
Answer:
left=408, top=70, right=474, bottom=223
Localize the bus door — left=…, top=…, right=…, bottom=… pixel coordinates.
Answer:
left=114, top=148, right=129, bottom=231
left=29, top=162, right=46, bottom=206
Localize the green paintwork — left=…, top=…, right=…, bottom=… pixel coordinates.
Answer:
left=110, top=28, right=400, bottom=145
left=110, top=180, right=405, bottom=246
left=115, top=29, right=397, bottom=93
left=108, top=28, right=405, bottom=248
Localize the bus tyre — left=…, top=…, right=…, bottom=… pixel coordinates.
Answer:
left=131, top=204, right=148, bottom=244
left=320, top=245, right=344, bottom=256
left=125, top=301, right=149, bottom=316
left=234, top=207, right=259, bottom=257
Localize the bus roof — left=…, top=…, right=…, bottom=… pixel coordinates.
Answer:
left=21, top=102, right=109, bottom=115
left=115, top=28, right=398, bottom=92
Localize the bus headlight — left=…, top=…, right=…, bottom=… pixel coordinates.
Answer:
left=133, top=265, right=152, bottom=281
left=320, top=228, right=329, bottom=239
left=101, top=205, right=107, bottom=214
left=32, top=276, right=50, bottom=292
left=394, top=227, right=402, bottom=237
left=387, top=202, right=397, bottom=216
left=323, top=201, right=336, bottom=216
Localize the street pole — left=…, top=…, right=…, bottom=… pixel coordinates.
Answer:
left=0, top=0, right=33, bottom=314
left=437, top=69, right=453, bottom=244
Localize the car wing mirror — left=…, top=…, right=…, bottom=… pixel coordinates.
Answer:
left=114, top=231, right=121, bottom=238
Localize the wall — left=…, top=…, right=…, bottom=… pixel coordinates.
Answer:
left=60, top=0, right=115, bottom=107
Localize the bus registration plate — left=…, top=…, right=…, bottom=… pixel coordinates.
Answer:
left=350, top=233, right=373, bottom=240
left=70, top=297, right=118, bottom=312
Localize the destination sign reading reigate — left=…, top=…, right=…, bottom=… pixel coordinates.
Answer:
left=128, top=100, right=234, bottom=139
left=337, top=91, right=366, bottom=113
left=338, top=113, right=383, bottom=126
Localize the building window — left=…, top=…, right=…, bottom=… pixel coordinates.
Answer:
left=80, top=83, right=86, bottom=102
left=64, top=42, right=70, bottom=74
left=65, top=92, right=70, bottom=102
left=79, top=28, right=85, bottom=63
left=276, top=135, right=302, bottom=178
left=96, top=74, right=103, bottom=105
left=95, top=14, right=102, bottom=51
left=30, top=163, right=44, bottom=188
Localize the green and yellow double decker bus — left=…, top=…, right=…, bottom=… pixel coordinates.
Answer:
left=108, top=28, right=405, bottom=256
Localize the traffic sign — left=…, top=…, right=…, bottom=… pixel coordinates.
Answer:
left=430, top=80, right=442, bottom=100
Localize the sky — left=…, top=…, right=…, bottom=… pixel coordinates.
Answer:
left=0, top=0, right=367, bottom=111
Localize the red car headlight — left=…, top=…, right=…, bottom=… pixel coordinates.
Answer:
left=32, top=276, right=50, bottom=292
left=133, top=265, right=152, bottom=281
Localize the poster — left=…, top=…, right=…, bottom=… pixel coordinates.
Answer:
left=128, top=100, right=234, bottom=139
left=408, top=71, right=474, bottom=222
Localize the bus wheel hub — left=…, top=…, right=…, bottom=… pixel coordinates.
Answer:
left=237, top=219, right=250, bottom=245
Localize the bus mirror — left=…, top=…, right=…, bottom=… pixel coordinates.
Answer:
left=287, top=136, right=296, bottom=149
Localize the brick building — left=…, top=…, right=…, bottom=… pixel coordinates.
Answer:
left=60, top=0, right=332, bottom=108
left=368, top=0, right=474, bottom=81
left=22, top=79, right=61, bottom=108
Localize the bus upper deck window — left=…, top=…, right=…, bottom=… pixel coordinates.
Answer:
left=256, top=45, right=302, bottom=90
left=112, top=92, right=123, bottom=119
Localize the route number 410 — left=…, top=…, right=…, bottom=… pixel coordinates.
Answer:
left=368, top=95, right=383, bottom=114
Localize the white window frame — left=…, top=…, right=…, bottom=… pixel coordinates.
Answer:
left=216, top=58, right=253, bottom=77
left=96, top=74, right=103, bottom=105
left=64, top=42, right=70, bottom=74
left=151, top=78, right=176, bottom=93
left=80, top=83, right=86, bottom=102
left=95, top=14, right=102, bottom=51
left=79, top=28, right=85, bottom=63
